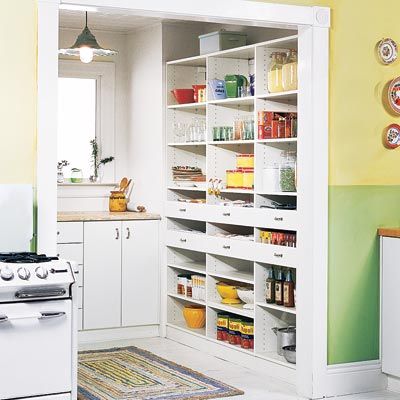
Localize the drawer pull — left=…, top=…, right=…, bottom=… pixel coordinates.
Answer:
left=274, top=217, right=283, bottom=221
left=222, top=213, right=231, bottom=217
left=223, top=245, right=231, bottom=249
left=57, top=231, right=60, bottom=235
left=115, top=228, right=120, bottom=240
left=180, top=238, right=187, bottom=243
left=126, top=227, right=131, bottom=239
left=179, top=208, right=187, bottom=212
left=274, top=253, right=283, bottom=258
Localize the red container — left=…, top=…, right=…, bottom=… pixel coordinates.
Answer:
left=172, top=89, right=195, bottom=104
left=192, top=85, right=206, bottom=102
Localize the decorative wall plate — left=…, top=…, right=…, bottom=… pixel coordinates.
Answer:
left=377, top=38, right=398, bottom=64
left=387, top=77, right=400, bottom=114
left=384, top=124, right=400, bottom=149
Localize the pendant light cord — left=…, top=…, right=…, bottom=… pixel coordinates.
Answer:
left=85, top=11, right=88, bottom=28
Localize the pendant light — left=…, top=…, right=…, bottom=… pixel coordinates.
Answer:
left=59, top=12, right=117, bottom=63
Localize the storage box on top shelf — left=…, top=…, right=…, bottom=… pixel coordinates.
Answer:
left=199, top=30, right=247, bottom=55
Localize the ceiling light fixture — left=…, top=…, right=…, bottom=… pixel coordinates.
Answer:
left=59, top=12, right=117, bottom=63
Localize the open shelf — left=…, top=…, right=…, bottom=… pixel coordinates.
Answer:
left=168, top=141, right=207, bottom=147
left=208, top=97, right=255, bottom=107
left=208, top=301, right=254, bottom=318
left=257, top=138, right=297, bottom=144
left=257, top=91, right=298, bottom=102
left=168, top=102, right=207, bottom=110
left=168, top=292, right=206, bottom=306
left=257, top=302, right=296, bottom=315
left=208, top=337, right=254, bottom=355
left=167, top=321, right=206, bottom=338
left=168, top=261, right=206, bottom=274
left=167, top=186, right=207, bottom=192
left=256, top=350, right=296, bottom=369
left=209, top=271, right=254, bottom=285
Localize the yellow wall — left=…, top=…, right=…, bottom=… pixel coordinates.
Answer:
left=0, top=1, right=37, bottom=184
left=263, top=0, right=400, bottom=186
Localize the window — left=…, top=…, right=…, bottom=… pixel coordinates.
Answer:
left=57, top=60, right=115, bottom=182
left=58, top=77, right=96, bottom=179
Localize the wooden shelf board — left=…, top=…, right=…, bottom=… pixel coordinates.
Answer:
left=256, top=351, right=296, bottom=369
left=209, top=140, right=254, bottom=145
left=168, top=142, right=207, bottom=147
left=209, top=270, right=254, bottom=285
left=220, top=188, right=254, bottom=194
left=167, top=102, right=206, bottom=110
left=256, top=302, right=296, bottom=315
left=166, top=322, right=206, bottom=338
left=257, top=91, right=298, bottom=102
left=208, top=337, right=254, bottom=355
left=168, top=261, right=206, bottom=274
left=208, top=96, right=254, bottom=106
left=208, top=301, right=254, bottom=318
left=168, top=293, right=206, bottom=306
left=257, top=138, right=297, bottom=144
left=167, top=186, right=207, bottom=192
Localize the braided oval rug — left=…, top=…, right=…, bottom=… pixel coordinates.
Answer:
left=78, top=346, right=244, bottom=400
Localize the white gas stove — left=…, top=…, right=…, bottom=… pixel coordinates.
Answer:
left=0, top=252, right=78, bottom=400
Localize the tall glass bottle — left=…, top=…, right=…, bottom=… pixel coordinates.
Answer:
left=266, top=268, right=276, bottom=303
left=282, top=49, right=298, bottom=91
left=275, top=270, right=284, bottom=306
left=267, top=52, right=286, bottom=93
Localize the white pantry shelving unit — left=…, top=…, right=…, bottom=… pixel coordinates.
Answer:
left=164, top=34, right=301, bottom=382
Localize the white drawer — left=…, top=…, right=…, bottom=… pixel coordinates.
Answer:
left=57, top=243, right=83, bottom=265
left=165, top=202, right=208, bottom=221
left=78, top=309, right=83, bottom=331
left=254, top=243, right=298, bottom=268
left=254, top=208, right=298, bottom=231
left=57, top=222, right=83, bottom=243
left=208, top=206, right=255, bottom=227
left=166, top=230, right=207, bottom=252
left=207, top=236, right=254, bottom=261
left=78, top=286, right=83, bottom=309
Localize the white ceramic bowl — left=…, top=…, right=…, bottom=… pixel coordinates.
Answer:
left=237, top=287, right=254, bottom=309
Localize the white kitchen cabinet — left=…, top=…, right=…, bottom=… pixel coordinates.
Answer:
left=380, top=235, right=400, bottom=377
left=84, top=221, right=122, bottom=330
left=121, top=220, right=159, bottom=326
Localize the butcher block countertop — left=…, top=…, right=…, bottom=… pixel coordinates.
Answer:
left=378, top=228, right=400, bottom=238
left=57, top=211, right=161, bottom=222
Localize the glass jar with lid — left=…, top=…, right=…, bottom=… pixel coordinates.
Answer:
left=282, top=49, right=298, bottom=91
left=267, top=52, right=286, bottom=93
left=279, top=151, right=297, bottom=192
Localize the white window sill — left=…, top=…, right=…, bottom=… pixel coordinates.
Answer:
left=58, top=182, right=117, bottom=187
left=57, top=182, right=118, bottom=199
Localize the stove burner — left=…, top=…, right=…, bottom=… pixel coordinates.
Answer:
left=0, top=252, right=59, bottom=264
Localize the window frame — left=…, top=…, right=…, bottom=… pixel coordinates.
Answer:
left=58, top=59, right=116, bottom=183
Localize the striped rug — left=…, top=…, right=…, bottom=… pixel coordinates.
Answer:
left=78, top=346, right=244, bottom=400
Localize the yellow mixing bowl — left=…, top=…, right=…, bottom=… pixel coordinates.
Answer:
left=216, top=282, right=241, bottom=304
left=183, top=306, right=206, bottom=329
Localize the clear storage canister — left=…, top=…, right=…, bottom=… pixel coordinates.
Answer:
left=263, top=164, right=280, bottom=192
left=279, top=151, right=297, bottom=192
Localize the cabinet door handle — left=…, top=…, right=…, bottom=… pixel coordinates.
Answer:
left=179, top=208, right=187, bottom=212
left=223, top=245, right=231, bottom=249
left=274, top=217, right=283, bottom=221
left=126, top=227, right=131, bottom=239
left=222, top=213, right=231, bottom=217
left=274, top=253, right=283, bottom=258
left=57, top=231, right=60, bottom=235
left=115, top=228, right=120, bottom=240
left=180, top=238, right=187, bottom=243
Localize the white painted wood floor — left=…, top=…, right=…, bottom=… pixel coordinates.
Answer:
left=79, top=337, right=400, bottom=400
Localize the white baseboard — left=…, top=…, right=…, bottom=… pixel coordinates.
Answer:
left=315, top=360, right=387, bottom=399
left=78, top=325, right=160, bottom=345
left=387, top=375, right=400, bottom=393
left=166, top=325, right=296, bottom=386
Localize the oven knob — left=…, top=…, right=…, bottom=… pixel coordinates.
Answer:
left=1, top=266, right=14, bottom=281
left=17, top=267, right=30, bottom=280
left=35, top=266, right=48, bottom=279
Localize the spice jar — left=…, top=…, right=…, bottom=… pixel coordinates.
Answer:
left=268, top=52, right=286, bottom=93
left=109, top=191, right=127, bottom=212
left=282, top=49, right=298, bottom=91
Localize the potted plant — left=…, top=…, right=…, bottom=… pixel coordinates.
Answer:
left=57, top=160, right=69, bottom=183
left=89, top=139, right=114, bottom=182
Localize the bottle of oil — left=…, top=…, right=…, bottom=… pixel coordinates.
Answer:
left=266, top=268, right=275, bottom=303
left=275, top=270, right=284, bottom=306
left=283, top=269, right=295, bottom=308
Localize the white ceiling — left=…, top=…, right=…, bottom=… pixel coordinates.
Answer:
left=59, top=10, right=164, bottom=33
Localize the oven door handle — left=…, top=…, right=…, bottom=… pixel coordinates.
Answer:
left=15, top=288, right=66, bottom=299
left=0, top=311, right=66, bottom=323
